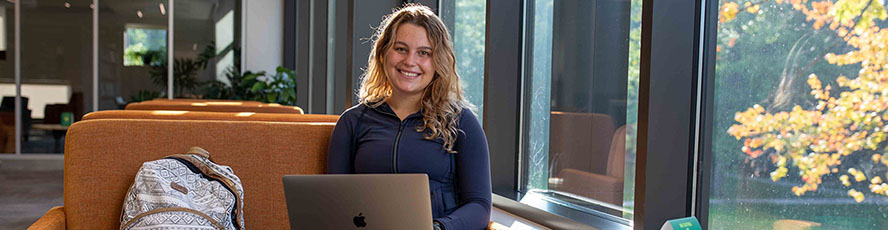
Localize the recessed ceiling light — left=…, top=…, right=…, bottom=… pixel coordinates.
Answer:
left=64, top=2, right=71, bottom=8
left=137, top=10, right=143, bottom=18
left=159, top=3, right=166, bottom=15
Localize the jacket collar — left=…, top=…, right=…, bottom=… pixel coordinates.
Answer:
left=373, top=102, right=424, bottom=120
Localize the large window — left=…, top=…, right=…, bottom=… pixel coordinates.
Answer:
left=520, top=0, right=640, bottom=226
left=709, top=0, right=888, bottom=229
left=452, top=0, right=486, bottom=118
left=123, top=25, right=167, bottom=66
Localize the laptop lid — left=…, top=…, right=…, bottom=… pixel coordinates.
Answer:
left=283, top=174, right=433, bottom=230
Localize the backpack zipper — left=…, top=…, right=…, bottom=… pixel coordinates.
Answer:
left=122, top=207, right=225, bottom=229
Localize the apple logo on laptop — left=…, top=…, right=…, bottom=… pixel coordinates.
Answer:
left=353, top=213, right=367, bottom=228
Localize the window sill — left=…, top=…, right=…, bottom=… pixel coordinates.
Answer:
left=492, top=192, right=632, bottom=230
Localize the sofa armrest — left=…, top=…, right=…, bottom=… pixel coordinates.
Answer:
left=28, top=206, right=66, bottom=230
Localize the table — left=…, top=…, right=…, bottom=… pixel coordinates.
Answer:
left=32, top=124, right=69, bottom=153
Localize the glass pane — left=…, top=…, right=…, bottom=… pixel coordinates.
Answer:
left=0, top=2, right=14, bottom=154
left=18, top=0, right=92, bottom=153
left=523, top=0, right=640, bottom=221
left=174, top=0, right=240, bottom=99
left=711, top=1, right=888, bottom=229
left=100, top=0, right=168, bottom=109
left=453, top=0, right=485, bottom=119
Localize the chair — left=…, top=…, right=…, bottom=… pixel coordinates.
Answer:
left=556, top=125, right=627, bottom=206
left=548, top=112, right=616, bottom=177
left=44, top=92, right=84, bottom=124
left=0, top=96, right=31, bottom=142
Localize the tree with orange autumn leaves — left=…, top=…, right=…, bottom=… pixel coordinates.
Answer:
left=724, top=0, right=888, bottom=202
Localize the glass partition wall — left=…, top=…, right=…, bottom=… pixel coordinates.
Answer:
left=0, top=1, right=14, bottom=154
left=1, top=0, right=240, bottom=154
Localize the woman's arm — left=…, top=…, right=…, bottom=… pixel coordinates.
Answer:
left=326, top=107, right=358, bottom=174
left=434, top=111, right=492, bottom=230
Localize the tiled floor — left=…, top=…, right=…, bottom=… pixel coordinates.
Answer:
left=0, top=169, right=63, bottom=229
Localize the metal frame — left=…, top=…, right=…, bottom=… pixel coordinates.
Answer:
left=694, top=0, right=719, bottom=228
left=14, top=0, right=21, bottom=154
left=168, top=0, right=174, bottom=99
left=309, top=0, right=329, bottom=114
left=92, top=0, right=99, bottom=113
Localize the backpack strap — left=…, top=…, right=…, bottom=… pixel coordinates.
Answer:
left=351, top=106, right=368, bottom=173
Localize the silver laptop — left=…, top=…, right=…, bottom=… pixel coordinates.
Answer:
left=283, top=174, right=433, bottom=230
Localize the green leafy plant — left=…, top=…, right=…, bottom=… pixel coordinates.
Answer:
left=201, top=66, right=298, bottom=105
left=244, top=66, right=298, bottom=105
left=148, top=43, right=216, bottom=98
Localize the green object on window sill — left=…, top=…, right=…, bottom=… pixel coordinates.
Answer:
left=61, top=112, right=73, bottom=126
left=661, top=217, right=701, bottom=230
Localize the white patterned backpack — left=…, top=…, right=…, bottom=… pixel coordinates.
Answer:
left=120, top=147, right=245, bottom=230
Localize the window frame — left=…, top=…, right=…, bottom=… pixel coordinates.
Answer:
left=694, top=0, right=719, bottom=228
left=480, top=0, right=709, bottom=229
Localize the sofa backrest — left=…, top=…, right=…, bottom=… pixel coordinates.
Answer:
left=125, top=101, right=304, bottom=114
left=64, top=119, right=335, bottom=229
left=83, top=110, right=339, bottom=123
left=148, top=98, right=264, bottom=105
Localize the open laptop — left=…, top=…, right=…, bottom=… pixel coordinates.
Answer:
left=282, top=174, right=433, bottom=229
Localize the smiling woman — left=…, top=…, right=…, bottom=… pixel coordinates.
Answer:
left=326, top=3, right=492, bottom=230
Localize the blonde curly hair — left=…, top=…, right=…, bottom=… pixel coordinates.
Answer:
left=358, top=3, right=474, bottom=153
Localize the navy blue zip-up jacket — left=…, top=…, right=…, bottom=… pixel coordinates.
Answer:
left=327, top=103, right=492, bottom=230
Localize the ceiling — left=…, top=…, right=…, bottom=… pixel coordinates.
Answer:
left=20, top=0, right=222, bottom=20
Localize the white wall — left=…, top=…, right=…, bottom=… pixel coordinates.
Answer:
left=244, top=0, right=283, bottom=74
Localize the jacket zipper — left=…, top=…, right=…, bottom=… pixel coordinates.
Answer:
left=393, top=121, right=406, bottom=173
left=374, top=107, right=408, bottom=173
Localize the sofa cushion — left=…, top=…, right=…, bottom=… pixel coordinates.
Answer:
left=64, top=119, right=334, bottom=229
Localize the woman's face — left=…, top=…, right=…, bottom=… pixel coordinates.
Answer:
left=384, top=23, right=435, bottom=98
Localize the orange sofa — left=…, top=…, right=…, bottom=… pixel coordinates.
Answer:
left=28, top=117, right=336, bottom=229
left=83, top=110, right=339, bottom=123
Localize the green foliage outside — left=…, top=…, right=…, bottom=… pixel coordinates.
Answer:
left=712, top=0, right=888, bottom=229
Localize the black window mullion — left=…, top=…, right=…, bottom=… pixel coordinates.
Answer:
left=635, top=0, right=703, bottom=229
left=484, top=0, right=523, bottom=200
left=309, top=0, right=329, bottom=114
left=295, top=0, right=311, bottom=110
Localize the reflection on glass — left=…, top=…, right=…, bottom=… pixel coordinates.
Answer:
left=174, top=0, right=240, bottom=99
left=18, top=1, right=92, bottom=153
left=523, top=0, right=640, bottom=222
left=711, top=1, right=888, bottom=229
left=100, top=0, right=169, bottom=110
left=453, top=0, right=485, bottom=119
